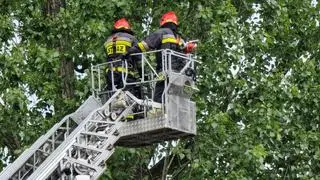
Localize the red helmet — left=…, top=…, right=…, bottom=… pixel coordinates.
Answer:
left=114, top=18, right=131, bottom=30
left=160, top=11, right=178, bottom=26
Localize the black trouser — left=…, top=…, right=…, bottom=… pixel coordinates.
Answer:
left=154, top=80, right=165, bottom=103
left=106, top=71, right=141, bottom=99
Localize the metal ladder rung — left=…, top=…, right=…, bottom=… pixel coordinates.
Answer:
left=73, top=143, right=103, bottom=153
left=81, top=131, right=112, bottom=138
left=36, top=149, right=50, bottom=156
left=25, top=163, right=37, bottom=168
left=46, top=139, right=64, bottom=145
left=93, top=148, right=116, bottom=167
left=89, top=149, right=115, bottom=167
left=87, top=120, right=115, bottom=124
left=64, top=157, right=103, bottom=172
left=57, top=127, right=72, bottom=131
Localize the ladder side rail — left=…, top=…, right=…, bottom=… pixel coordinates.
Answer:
left=0, top=96, right=101, bottom=180
left=27, top=112, right=105, bottom=180
left=0, top=114, right=75, bottom=180
left=69, top=102, right=137, bottom=179
left=59, top=97, right=135, bottom=180
left=26, top=90, right=125, bottom=180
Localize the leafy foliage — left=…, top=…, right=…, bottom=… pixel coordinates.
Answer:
left=1, top=0, right=320, bottom=179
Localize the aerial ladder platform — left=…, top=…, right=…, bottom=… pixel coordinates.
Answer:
left=0, top=49, right=198, bottom=180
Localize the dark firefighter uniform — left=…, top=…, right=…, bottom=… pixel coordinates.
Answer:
left=127, top=11, right=194, bottom=103
left=104, top=18, right=141, bottom=98
left=135, top=28, right=186, bottom=71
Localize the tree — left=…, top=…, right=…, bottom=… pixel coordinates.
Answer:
left=1, top=0, right=320, bottom=179
left=177, top=0, right=320, bottom=179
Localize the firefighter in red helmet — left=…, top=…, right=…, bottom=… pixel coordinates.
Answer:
left=127, top=11, right=196, bottom=103
left=104, top=18, right=141, bottom=98
left=160, top=11, right=178, bottom=26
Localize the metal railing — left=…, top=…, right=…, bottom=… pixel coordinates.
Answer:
left=91, top=49, right=197, bottom=105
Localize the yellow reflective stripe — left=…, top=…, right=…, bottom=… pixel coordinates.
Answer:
left=106, top=46, right=113, bottom=55
left=104, top=42, right=109, bottom=50
left=116, top=45, right=126, bottom=54
left=106, top=67, right=137, bottom=77
left=162, top=37, right=177, bottom=44
left=126, top=115, right=134, bottom=119
left=138, top=42, right=146, bottom=52
left=106, top=40, right=132, bottom=47
left=141, top=41, right=149, bottom=51
left=116, top=40, right=132, bottom=47
left=113, top=67, right=126, bottom=72
left=105, top=45, right=126, bottom=55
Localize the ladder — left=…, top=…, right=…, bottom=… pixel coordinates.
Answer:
left=0, top=90, right=137, bottom=180
left=1, top=49, right=198, bottom=180
left=0, top=96, right=101, bottom=180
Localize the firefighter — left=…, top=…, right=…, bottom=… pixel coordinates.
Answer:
left=126, top=11, right=196, bottom=103
left=104, top=18, right=141, bottom=99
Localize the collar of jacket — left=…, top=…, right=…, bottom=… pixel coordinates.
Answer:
left=111, top=28, right=134, bottom=35
left=160, top=22, right=177, bottom=33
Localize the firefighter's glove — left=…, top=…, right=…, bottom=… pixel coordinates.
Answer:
left=184, top=42, right=197, bottom=54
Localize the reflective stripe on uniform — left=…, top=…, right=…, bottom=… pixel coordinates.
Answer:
left=105, top=40, right=132, bottom=47
left=105, top=40, right=132, bottom=55
left=106, top=45, right=126, bottom=55
left=126, top=114, right=134, bottom=119
left=162, top=37, right=177, bottom=44
left=138, top=42, right=147, bottom=52
left=106, top=67, right=137, bottom=77
left=141, top=41, right=149, bottom=51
